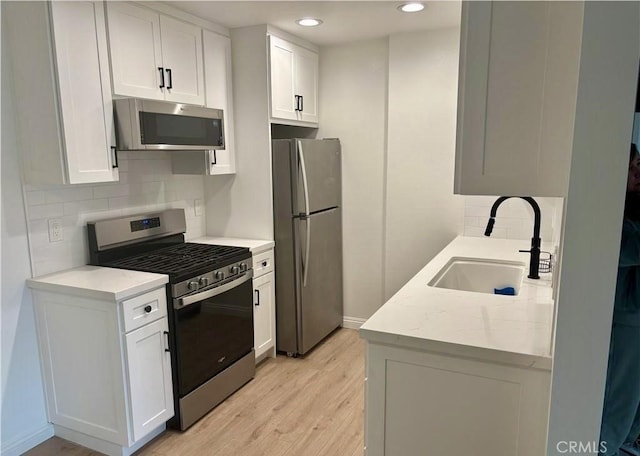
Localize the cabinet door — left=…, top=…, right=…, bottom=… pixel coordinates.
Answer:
left=203, top=30, right=236, bottom=174
left=269, top=35, right=298, bottom=121
left=50, top=1, right=118, bottom=184
left=124, top=318, right=174, bottom=442
left=160, top=15, right=205, bottom=105
left=455, top=2, right=581, bottom=197
left=106, top=2, right=164, bottom=100
left=295, top=47, right=319, bottom=123
left=253, top=272, right=275, bottom=359
left=208, top=150, right=235, bottom=175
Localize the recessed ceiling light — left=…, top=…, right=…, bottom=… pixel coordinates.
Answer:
left=296, top=18, right=323, bottom=27
left=398, top=2, right=425, bottom=13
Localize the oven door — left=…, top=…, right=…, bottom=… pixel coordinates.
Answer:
left=173, top=271, right=254, bottom=396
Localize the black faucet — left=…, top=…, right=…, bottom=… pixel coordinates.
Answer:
left=484, top=196, right=541, bottom=280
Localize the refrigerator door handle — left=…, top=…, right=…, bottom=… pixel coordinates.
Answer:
left=297, top=140, right=310, bottom=217
left=302, top=217, right=311, bottom=287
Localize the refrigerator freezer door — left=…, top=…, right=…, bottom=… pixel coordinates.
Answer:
left=295, top=139, right=341, bottom=215
left=295, top=207, right=343, bottom=354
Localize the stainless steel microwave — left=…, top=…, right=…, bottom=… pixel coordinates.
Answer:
left=114, top=98, right=224, bottom=151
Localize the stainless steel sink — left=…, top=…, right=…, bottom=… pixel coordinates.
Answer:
left=428, top=257, right=525, bottom=295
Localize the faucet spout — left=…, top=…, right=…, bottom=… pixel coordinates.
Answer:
left=484, top=196, right=542, bottom=279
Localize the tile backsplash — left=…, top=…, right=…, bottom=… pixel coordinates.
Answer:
left=24, top=151, right=206, bottom=277
left=462, top=196, right=563, bottom=244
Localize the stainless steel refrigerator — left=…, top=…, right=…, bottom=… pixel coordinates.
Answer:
left=272, top=138, right=343, bottom=356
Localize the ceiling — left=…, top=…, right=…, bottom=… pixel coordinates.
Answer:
left=164, top=1, right=462, bottom=46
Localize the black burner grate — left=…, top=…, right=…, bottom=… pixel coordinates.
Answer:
left=104, top=243, right=248, bottom=278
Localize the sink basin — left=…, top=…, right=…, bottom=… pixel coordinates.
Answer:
left=428, top=257, right=525, bottom=295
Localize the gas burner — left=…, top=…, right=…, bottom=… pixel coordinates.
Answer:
left=103, top=242, right=250, bottom=282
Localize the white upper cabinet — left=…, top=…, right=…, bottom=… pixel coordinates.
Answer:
left=203, top=30, right=236, bottom=174
left=160, top=15, right=205, bottom=105
left=171, top=30, right=236, bottom=176
left=455, top=2, right=583, bottom=197
left=6, top=1, right=118, bottom=185
left=106, top=3, right=163, bottom=100
left=107, top=2, right=205, bottom=106
left=269, top=35, right=319, bottom=125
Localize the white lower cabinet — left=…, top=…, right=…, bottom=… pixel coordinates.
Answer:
left=31, top=286, right=173, bottom=456
left=364, top=342, right=550, bottom=456
left=124, top=318, right=174, bottom=442
left=253, top=273, right=275, bottom=359
left=253, top=248, right=277, bottom=361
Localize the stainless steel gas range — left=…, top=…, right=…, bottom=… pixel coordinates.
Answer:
left=88, top=209, right=255, bottom=430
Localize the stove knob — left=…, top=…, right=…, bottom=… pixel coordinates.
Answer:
left=215, top=271, right=225, bottom=281
left=239, top=262, right=248, bottom=272
left=187, top=281, right=199, bottom=291
left=199, top=277, right=210, bottom=287
left=230, top=265, right=240, bottom=275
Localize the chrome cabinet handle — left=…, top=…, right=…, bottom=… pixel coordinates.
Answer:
left=254, top=289, right=260, bottom=306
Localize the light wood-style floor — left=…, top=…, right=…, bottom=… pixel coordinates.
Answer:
left=24, top=328, right=364, bottom=456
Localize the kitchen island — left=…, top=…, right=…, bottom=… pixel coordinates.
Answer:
left=360, top=236, right=555, bottom=456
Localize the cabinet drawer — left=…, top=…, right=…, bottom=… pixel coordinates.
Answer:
left=121, top=287, right=167, bottom=333
left=253, top=249, right=274, bottom=277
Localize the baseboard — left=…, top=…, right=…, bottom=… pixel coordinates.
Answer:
left=342, top=316, right=367, bottom=329
left=0, top=423, right=54, bottom=456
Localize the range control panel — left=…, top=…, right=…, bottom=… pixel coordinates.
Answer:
left=130, top=216, right=161, bottom=232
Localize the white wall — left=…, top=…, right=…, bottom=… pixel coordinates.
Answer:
left=384, top=28, right=463, bottom=300
left=547, top=3, right=639, bottom=453
left=317, top=38, right=389, bottom=322
left=23, top=152, right=206, bottom=276
left=1, top=23, right=53, bottom=454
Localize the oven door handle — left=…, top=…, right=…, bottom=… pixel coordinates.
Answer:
left=175, top=271, right=253, bottom=309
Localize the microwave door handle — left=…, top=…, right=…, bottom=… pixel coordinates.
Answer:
left=175, top=271, right=253, bottom=309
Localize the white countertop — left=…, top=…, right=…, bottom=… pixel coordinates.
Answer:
left=192, top=236, right=274, bottom=254
left=26, top=266, right=168, bottom=302
left=360, top=236, right=554, bottom=370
